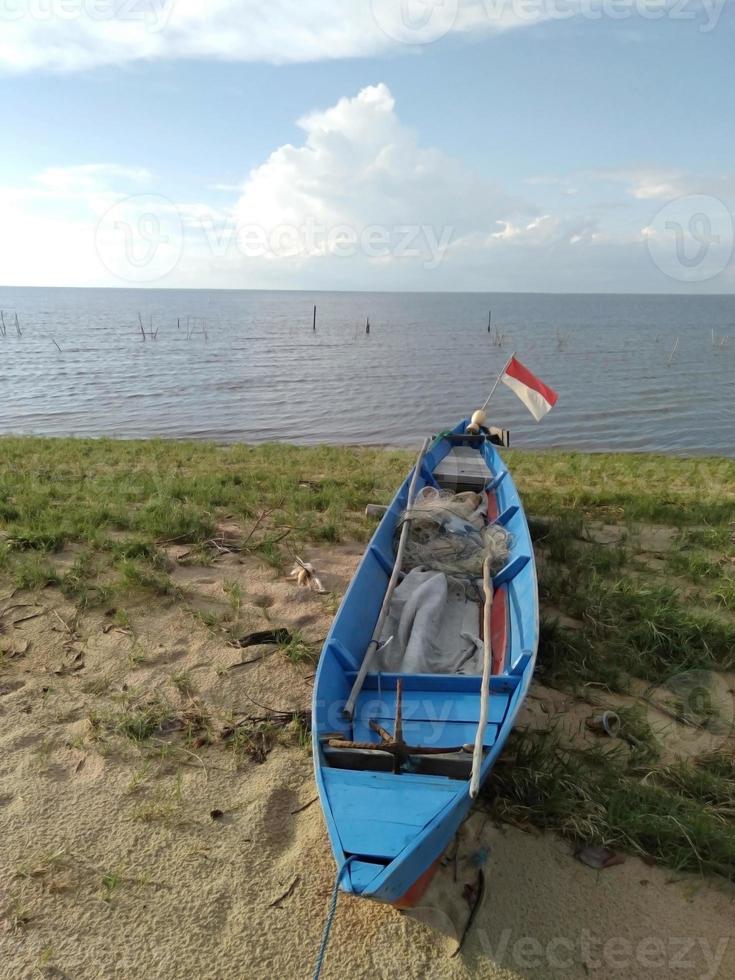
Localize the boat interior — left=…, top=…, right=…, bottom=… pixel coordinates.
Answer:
left=316, top=434, right=535, bottom=785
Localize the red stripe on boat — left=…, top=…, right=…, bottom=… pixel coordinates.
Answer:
left=491, top=586, right=508, bottom=675
left=487, top=490, right=499, bottom=523
left=392, top=858, right=442, bottom=909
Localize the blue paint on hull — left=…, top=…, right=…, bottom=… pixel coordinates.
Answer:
left=312, top=420, right=539, bottom=904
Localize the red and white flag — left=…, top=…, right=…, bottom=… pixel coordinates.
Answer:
left=501, top=356, right=558, bottom=422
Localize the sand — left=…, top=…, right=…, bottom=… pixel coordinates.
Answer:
left=1, top=544, right=733, bottom=980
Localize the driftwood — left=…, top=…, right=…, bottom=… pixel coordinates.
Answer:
left=229, top=628, right=292, bottom=650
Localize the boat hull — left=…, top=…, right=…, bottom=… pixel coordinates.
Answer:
left=312, top=420, right=539, bottom=904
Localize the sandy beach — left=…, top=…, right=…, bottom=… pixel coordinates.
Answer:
left=2, top=536, right=733, bottom=980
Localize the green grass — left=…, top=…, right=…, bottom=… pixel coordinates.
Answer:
left=280, top=629, right=319, bottom=665
left=9, top=553, right=60, bottom=591
left=506, top=449, right=734, bottom=526
left=540, top=575, right=734, bottom=691
left=90, top=695, right=174, bottom=742
left=0, top=436, right=413, bottom=607
left=488, top=731, right=735, bottom=881
left=2, top=434, right=734, bottom=882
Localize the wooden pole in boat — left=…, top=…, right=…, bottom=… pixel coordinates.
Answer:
left=480, top=351, right=516, bottom=413
left=470, top=557, right=494, bottom=798
left=342, top=436, right=431, bottom=720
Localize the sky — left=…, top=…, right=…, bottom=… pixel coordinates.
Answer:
left=1, top=0, right=734, bottom=293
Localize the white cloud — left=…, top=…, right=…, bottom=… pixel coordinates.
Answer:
left=230, top=83, right=515, bottom=261
left=0, top=0, right=722, bottom=74
left=1, top=84, right=732, bottom=291
left=0, top=161, right=156, bottom=285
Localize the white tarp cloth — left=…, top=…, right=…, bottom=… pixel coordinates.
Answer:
left=375, top=567, right=483, bottom=675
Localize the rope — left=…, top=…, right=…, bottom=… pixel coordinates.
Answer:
left=312, top=857, right=356, bottom=980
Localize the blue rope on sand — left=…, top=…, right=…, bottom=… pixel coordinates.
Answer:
left=313, top=857, right=356, bottom=980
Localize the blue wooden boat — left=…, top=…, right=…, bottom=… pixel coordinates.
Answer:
left=312, top=419, right=538, bottom=907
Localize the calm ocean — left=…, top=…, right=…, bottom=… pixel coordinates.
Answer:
left=0, top=287, right=732, bottom=456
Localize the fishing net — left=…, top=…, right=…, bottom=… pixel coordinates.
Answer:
left=396, top=487, right=511, bottom=581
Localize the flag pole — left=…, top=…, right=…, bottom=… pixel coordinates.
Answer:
left=480, top=351, right=516, bottom=413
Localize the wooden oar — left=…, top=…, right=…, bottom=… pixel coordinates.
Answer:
left=342, top=437, right=431, bottom=720
left=470, top=556, right=494, bottom=798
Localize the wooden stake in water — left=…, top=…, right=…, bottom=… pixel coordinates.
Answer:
left=365, top=317, right=370, bottom=335
left=313, top=305, right=317, bottom=331
left=488, top=310, right=492, bottom=333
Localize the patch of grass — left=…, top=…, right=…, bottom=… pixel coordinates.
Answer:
left=100, top=870, right=124, bottom=904
left=291, top=713, right=312, bottom=752
left=653, top=753, right=735, bottom=811
left=539, top=528, right=734, bottom=692
left=117, top=559, right=181, bottom=599
left=190, top=608, right=227, bottom=633
left=3, top=892, right=33, bottom=931
left=667, top=550, right=724, bottom=583
left=112, top=607, right=133, bottom=630
left=711, top=578, right=735, bottom=611
left=253, top=538, right=287, bottom=572
left=222, top=579, right=243, bottom=617
left=280, top=629, right=319, bottom=666
left=0, top=438, right=411, bottom=568
left=488, top=730, right=735, bottom=881
left=11, top=554, right=59, bottom=591
left=60, top=551, right=115, bottom=609
left=35, top=947, right=56, bottom=973
left=171, top=670, right=196, bottom=698
left=615, top=705, right=660, bottom=763
left=507, top=449, right=735, bottom=527
left=14, top=848, right=69, bottom=885
left=125, top=764, right=152, bottom=795
left=132, top=797, right=180, bottom=824
left=224, top=710, right=311, bottom=765
left=227, top=721, right=279, bottom=766
left=132, top=774, right=185, bottom=824
left=91, top=695, right=174, bottom=742
left=109, top=537, right=169, bottom=567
